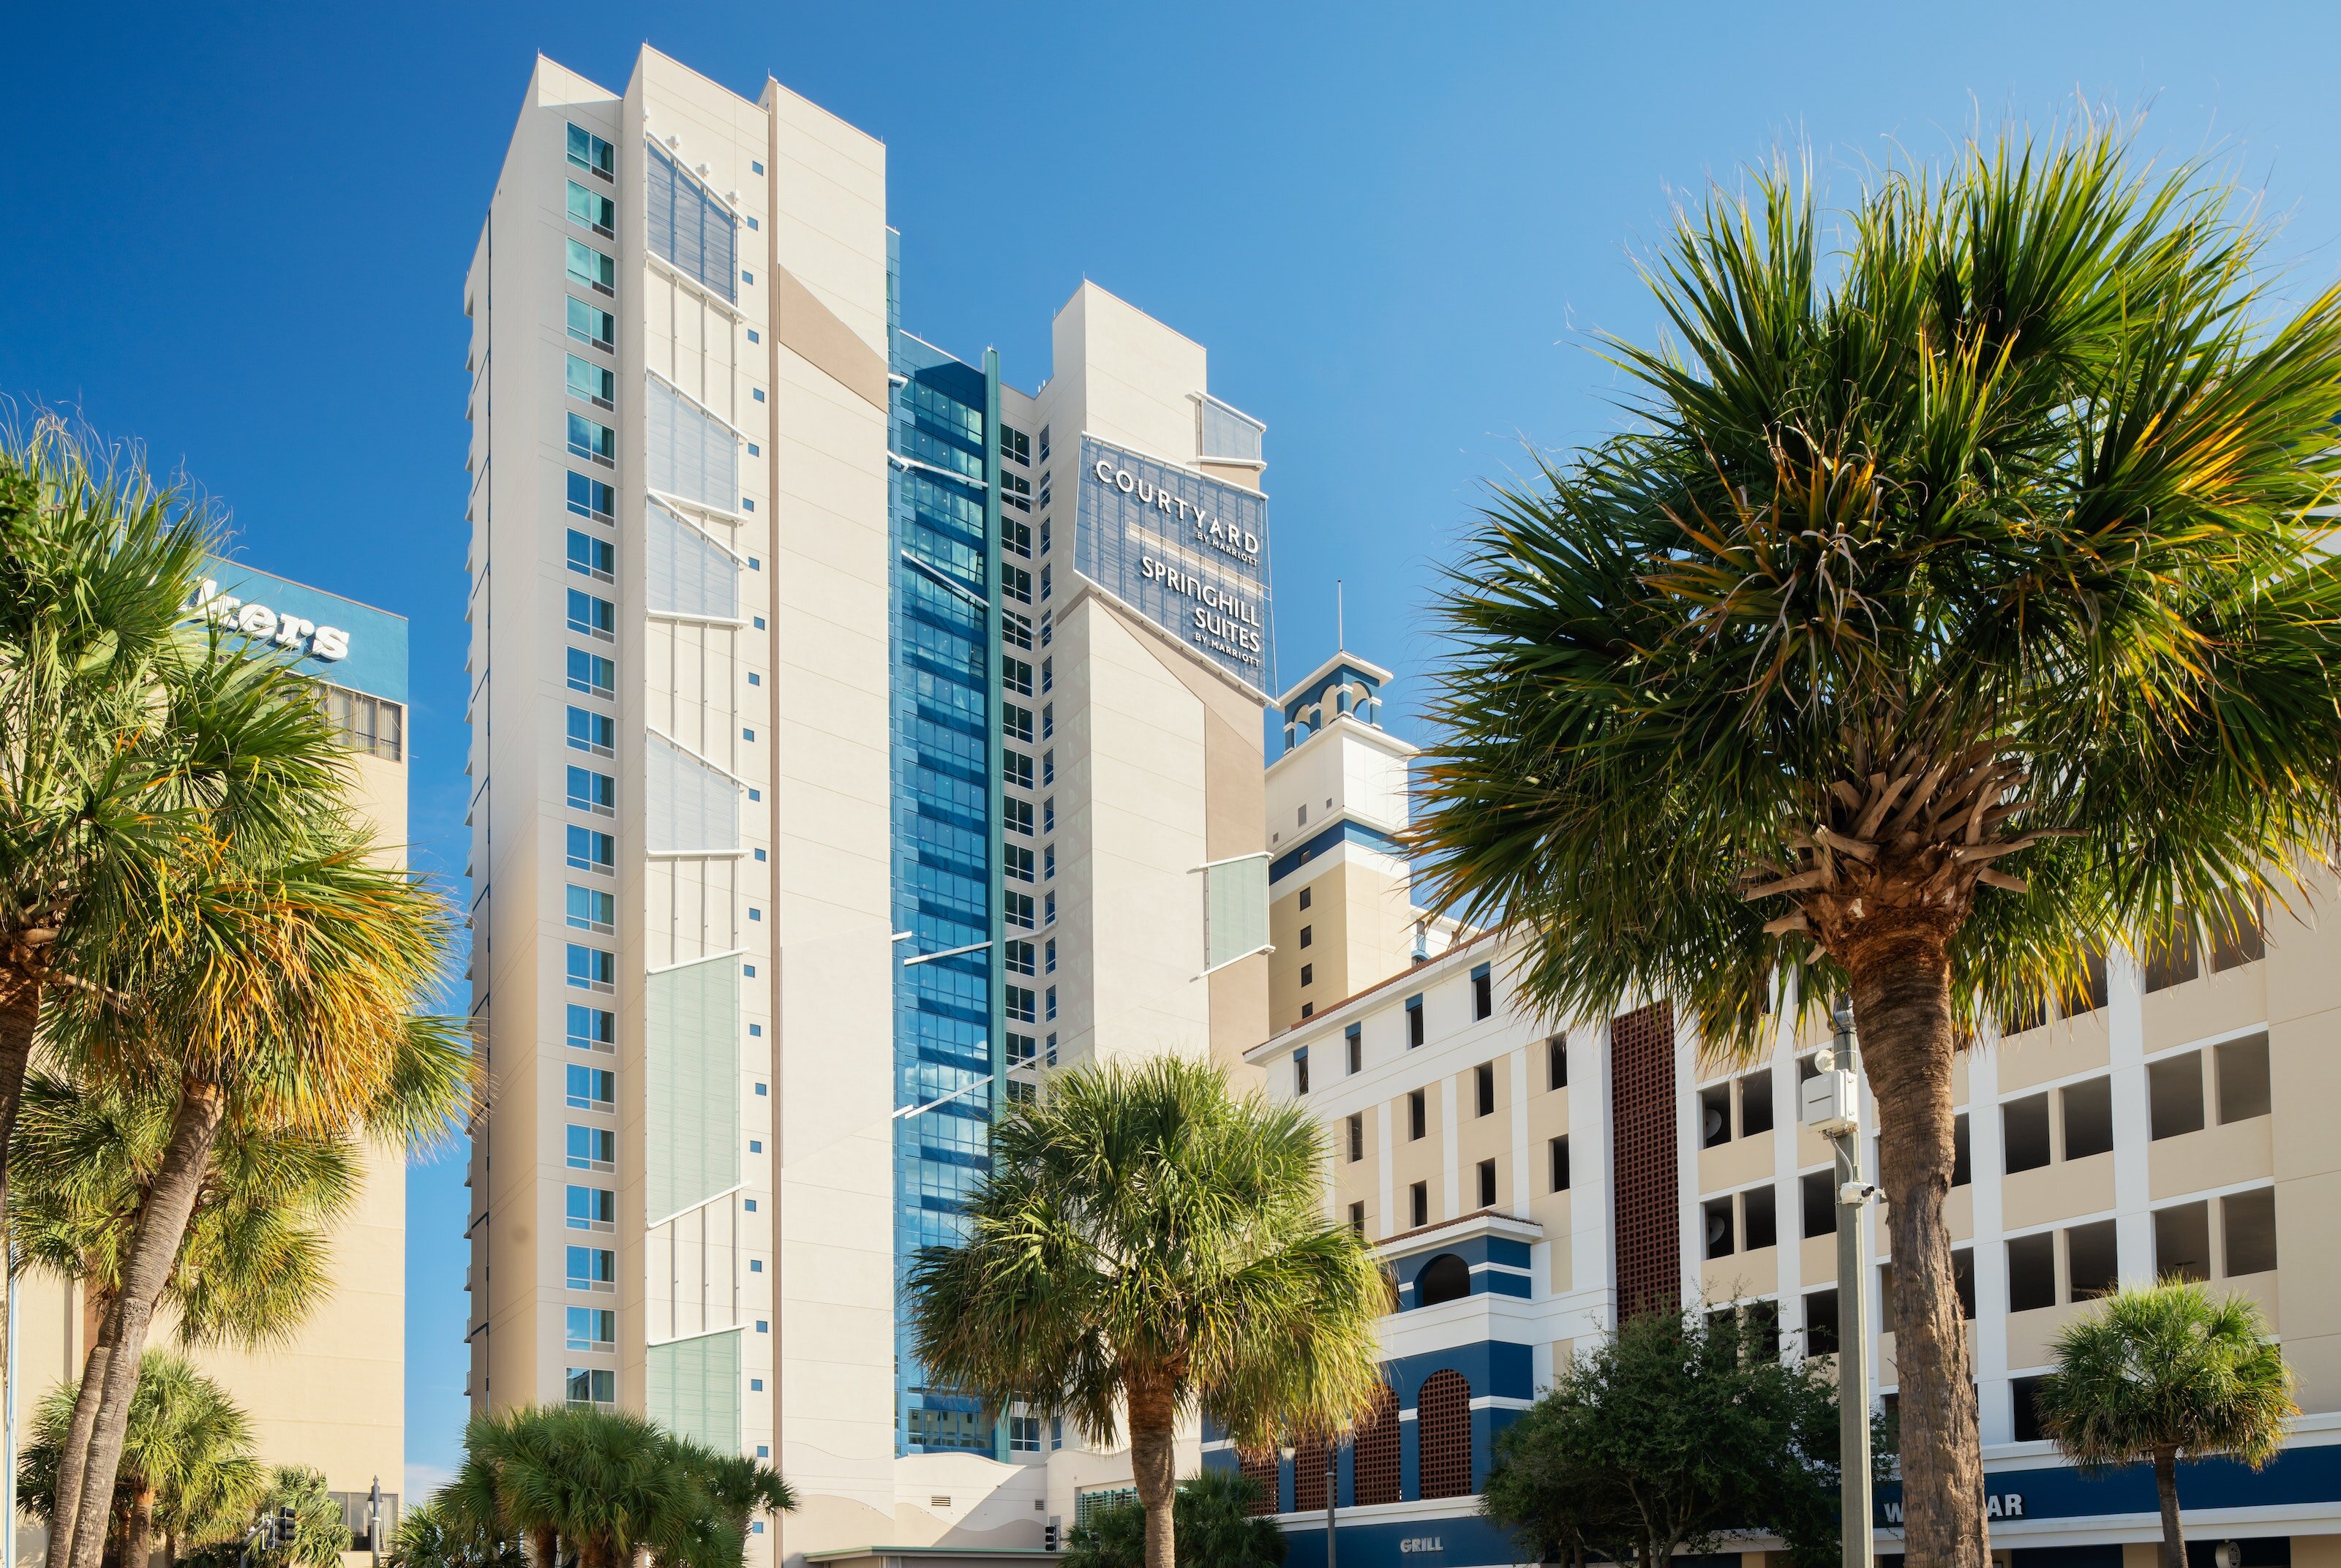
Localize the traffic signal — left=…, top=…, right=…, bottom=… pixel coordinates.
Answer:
left=274, top=1507, right=298, bottom=1549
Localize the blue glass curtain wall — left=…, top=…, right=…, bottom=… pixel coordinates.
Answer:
left=887, top=236, right=1004, bottom=1455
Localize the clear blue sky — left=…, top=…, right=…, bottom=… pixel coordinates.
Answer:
left=6, top=0, right=2339, bottom=1496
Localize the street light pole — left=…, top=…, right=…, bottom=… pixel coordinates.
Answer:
left=1829, top=1002, right=1874, bottom=1568
left=1801, top=999, right=1876, bottom=1568
left=1325, top=1437, right=1339, bottom=1568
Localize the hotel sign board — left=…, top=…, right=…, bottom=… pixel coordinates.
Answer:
left=1074, top=436, right=1271, bottom=696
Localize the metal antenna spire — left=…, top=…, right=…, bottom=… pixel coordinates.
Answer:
left=1337, top=578, right=1345, bottom=649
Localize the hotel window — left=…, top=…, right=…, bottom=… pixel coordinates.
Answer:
left=1005, top=940, right=1035, bottom=976
left=565, top=1128, right=615, bottom=1174
left=567, top=589, right=615, bottom=641
left=564, top=765, right=614, bottom=814
left=1002, top=472, right=1032, bottom=512
left=565, top=1185, right=615, bottom=1232
left=1004, top=750, right=1034, bottom=790
left=567, top=471, right=615, bottom=524
left=2226, top=1188, right=2279, bottom=1275
left=566, top=295, right=615, bottom=352
left=1042, top=704, right=1053, bottom=739
left=1408, top=1089, right=1427, bottom=1140
left=566, top=1368, right=616, bottom=1407
left=1410, top=1182, right=1428, bottom=1229
left=1008, top=1413, right=1042, bottom=1453
left=1004, top=704, right=1032, bottom=742
left=566, top=1005, right=615, bottom=1052
left=1347, top=1113, right=1364, bottom=1162
left=1045, top=938, right=1056, bottom=974
left=1037, top=426, right=1051, bottom=461
left=1005, top=845, right=1035, bottom=883
left=999, top=426, right=1032, bottom=465
left=1549, top=1134, right=1570, bottom=1191
left=1044, top=892, right=1056, bottom=924
left=567, top=238, right=616, bottom=295
left=566, top=528, right=615, bottom=581
left=566, top=181, right=615, bottom=237
left=1475, top=1062, right=1495, bottom=1117
left=1294, top=1047, right=1309, bottom=1096
left=565, top=943, right=615, bottom=994
left=1345, top=1023, right=1361, bottom=1074
left=1002, top=562, right=1033, bottom=604
left=1004, top=610, right=1034, bottom=650
left=1299, top=888, right=1312, bottom=911
left=1004, top=518, right=1032, bottom=559
left=1041, top=657, right=1053, bottom=693
left=1043, top=798, right=1056, bottom=832
left=1007, top=1033, right=1037, bottom=1068
left=1477, top=1158, right=1497, bottom=1209
left=317, top=685, right=403, bottom=761
left=1299, top=926, right=1313, bottom=949
left=1042, top=750, right=1055, bottom=785
left=565, top=826, right=615, bottom=875
left=1004, top=891, right=1034, bottom=930
left=1471, top=963, right=1493, bottom=1019
left=567, top=412, right=615, bottom=467
left=567, top=353, right=615, bottom=410
left=565, top=123, right=615, bottom=179
left=1040, top=611, right=1053, bottom=647
left=1040, top=565, right=1053, bottom=600
left=1045, top=987, right=1057, bottom=1021
left=1350, top=1202, right=1366, bottom=1235
left=1547, top=1034, right=1568, bottom=1088
left=1038, top=477, right=1052, bottom=513
left=566, top=1307, right=617, bottom=1352
left=566, top=647, right=615, bottom=701
left=1300, top=964, right=1313, bottom=987
left=565, top=883, right=615, bottom=933
left=1003, top=657, right=1034, bottom=696
left=1007, top=987, right=1037, bottom=1024
left=1406, top=995, right=1425, bottom=1047
left=565, top=1065, right=615, bottom=1112
left=1004, top=798, right=1033, bottom=836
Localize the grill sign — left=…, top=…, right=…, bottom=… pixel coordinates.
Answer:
left=1075, top=437, right=1271, bottom=693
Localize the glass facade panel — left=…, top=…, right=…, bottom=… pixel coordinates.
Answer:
left=645, top=732, right=740, bottom=854
left=648, top=1330, right=743, bottom=1452
left=645, top=952, right=741, bottom=1219
left=1205, top=853, right=1271, bottom=969
left=645, top=143, right=738, bottom=302
left=645, top=500, right=740, bottom=619
left=645, top=375, right=739, bottom=510
left=887, top=235, right=1001, bottom=1455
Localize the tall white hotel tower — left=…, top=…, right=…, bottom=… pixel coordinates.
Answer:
left=465, top=46, right=1280, bottom=1568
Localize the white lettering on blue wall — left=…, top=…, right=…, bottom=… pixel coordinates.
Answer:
left=1091, top=459, right=1260, bottom=564
left=187, top=581, right=351, bottom=662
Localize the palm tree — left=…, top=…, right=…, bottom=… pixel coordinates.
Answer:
left=0, top=421, right=349, bottom=1431
left=45, top=829, right=468, bottom=1568
left=906, top=1056, right=1389, bottom=1568
left=1411, top=127, right=2341, bottom=1568
left=452, top=1405, right=735, bottom=1568
left=385, top=1499, right=527, bottom=1568
left=664, top=1437, right=796, bottom=1565
left=2036, top=1281, right=2293, bottom=1568
left=1064, top=1471, right=1285, bottom=1568
left=18, top=1351, right=263, bottom=1568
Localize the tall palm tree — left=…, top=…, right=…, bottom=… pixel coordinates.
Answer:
left=906, top=1056, right=1390, bottom=1568
left=18, top=1351, right=264, bottom=1568
left=0, top=421, right=347, bottom=1431
left=2037, top=1281, right=2293, bottom=1568
left=45, top=829, right=467, bottom=1568
left=1412, top=127, right=2341, bottom=1568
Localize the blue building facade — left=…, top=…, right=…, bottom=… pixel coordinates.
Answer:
left=886, top=233, right=1010, bottom=1457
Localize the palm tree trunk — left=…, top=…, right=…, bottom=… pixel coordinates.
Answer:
left=123, top=1487, right=155, bottom=1568
left=46, top=1335, right=115, bottom=1568
left=1126, top=1377, right=1179, bottom=1568
left=2154, top=1446, right=2186, bottom=1568
left=63, top=1087, right=227, bottom=1568
left=1849, top=919, right=1988, bottom=1568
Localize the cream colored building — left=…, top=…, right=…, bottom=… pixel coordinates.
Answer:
left=1246, top=850, right=2341, bottom=1568
left=12, top=560, right=415, bottom=1565
left=464, top=45, right=1285, bottom=1568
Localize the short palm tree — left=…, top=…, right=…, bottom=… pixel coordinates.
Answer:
left=907, top=1056, right=1390, bottom=1568
left=453, top=1404, right=730, bottom=1568
left=1413, top=127, right=2341, bottom=1568
left=385, top=1498, right=527, bottom=1568
left=18, top=1351, right=263, bottom=1568
left=664, top=1436, right=797, bottom=1566
left=45, top=829, right=468, bottom=1568
left=2036, top=1281, right=2293, bottom=1568
left=1064, top=1471, right=1285, bottom=1568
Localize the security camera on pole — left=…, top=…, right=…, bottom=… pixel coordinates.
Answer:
left=1799, top=999, right=1877, bottom=1568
